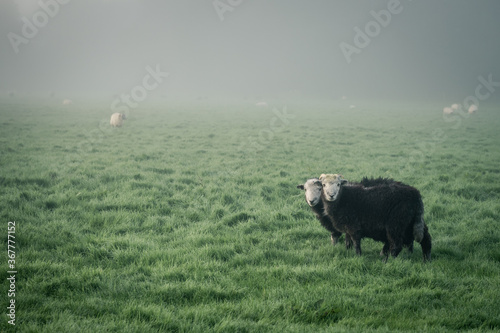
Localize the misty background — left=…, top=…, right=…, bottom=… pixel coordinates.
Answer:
left=1, top=0, right=500, bottom=103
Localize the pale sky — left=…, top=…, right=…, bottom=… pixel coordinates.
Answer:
left=1, top=0, right=499, bottom=101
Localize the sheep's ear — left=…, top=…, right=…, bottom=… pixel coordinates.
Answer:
left=297, top=184, right=305, bottom=190
left=340, top=179, right=348, bottom=185
left=319, top=174, right=326, bottom=181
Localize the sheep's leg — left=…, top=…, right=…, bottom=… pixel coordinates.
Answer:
left=377, top=243, right=389, bottom=263
left=380, top=243, right=390, bottom=257
left=382, top=254, right=389, bottom=263
left=390, top=245, right=403, bottom=258
left=330, top=230, right=342, bottom=245
left=386, top=223, right=404, bottom=259
left=386, top=232, right=403, bottom=259
left=351, top=235, right=362, bottom=256
left=407, top=242, right=414, bottom=253
left=388, top=233, right=403, bottom=258
left=345, top=234, right=353, bottom=250
left=420, top=224, right=432, bottom=262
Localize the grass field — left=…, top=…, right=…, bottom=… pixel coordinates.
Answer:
left=1, top=99, right=500, bottom=332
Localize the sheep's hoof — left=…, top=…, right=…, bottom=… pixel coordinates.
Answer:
left=331, top=235, right=340, bottom=245
left=380, top=249, right=390, bottom=257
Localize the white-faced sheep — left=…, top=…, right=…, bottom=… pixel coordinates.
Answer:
left=320, top=174, right=432, bottom=262
left=297, top=178, right=350, bottom=247
left=297, top=176, right=400, bottom=249
left=468, top=104, right=478, bottom=114
left=110, top=113, right=126, bottom=127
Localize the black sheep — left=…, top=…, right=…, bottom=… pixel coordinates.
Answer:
left=298, top=176, right=401, bottom=249
left=320, top=174, right=432, bottom=262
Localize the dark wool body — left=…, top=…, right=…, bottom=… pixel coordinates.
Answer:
left=359, top=177, right=402, bottom=187
left=308, top=199, right=343, bottom=245
left=322, top=182, right=432, bottom=262
left=355, top=177, right=407, bottom=253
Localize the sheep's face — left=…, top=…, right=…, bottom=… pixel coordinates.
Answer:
left=297, top=178, right=322, bottom=207
left=320, top=173, right=347, bottom=202
left=120, top=113, right=126, bottom=120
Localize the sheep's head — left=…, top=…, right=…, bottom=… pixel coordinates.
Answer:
left=319, top=173, right=347, bottom=202
left=120, top=113, right=126, bottom=120
left=297, top=178, right=322, bottom=207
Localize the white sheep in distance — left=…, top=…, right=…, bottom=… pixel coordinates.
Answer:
left=451, top=103, right=460, bottom=112
left=443, top=106, right=453, bottom=115
left=256, top=101, right=268, bottom=107
left=468, top=104, right=478, bottom=114
left=62, top=99, right=73, bottom=105
left=110, top=113, right=126, bottom=127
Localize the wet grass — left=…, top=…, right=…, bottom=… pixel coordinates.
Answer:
left=1, top=99, right=500, bottom=332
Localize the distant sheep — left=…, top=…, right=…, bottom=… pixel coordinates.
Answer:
left=443, top=106, right=453, bottom=115
left=62, top=99, right=73, bottom=105
left=110, top=113, right=126, bottom=127
left=320, top=174, right=432, bottom=262
left=451, top=103, right=460, bottom=111
left=468, top=104, right=478, bottom=114
left=256, top=101, right=268, bottom=107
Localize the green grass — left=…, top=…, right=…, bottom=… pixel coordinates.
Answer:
left=1, top=99, right=500, bottom=332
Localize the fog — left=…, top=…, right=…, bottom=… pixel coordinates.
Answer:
left=1, top=0, right=500, bottom=102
